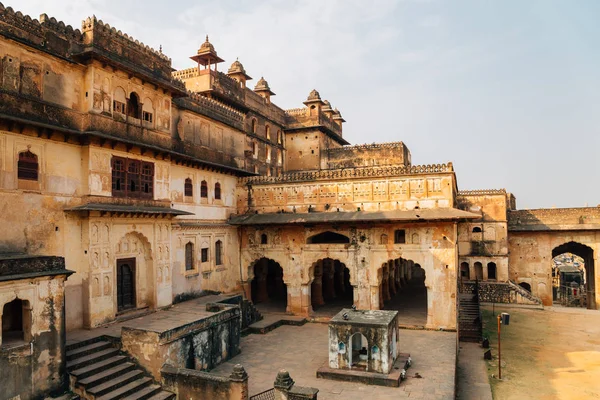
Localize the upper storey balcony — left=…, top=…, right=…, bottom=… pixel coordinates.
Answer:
left=285, top=107, right=344, bottom=140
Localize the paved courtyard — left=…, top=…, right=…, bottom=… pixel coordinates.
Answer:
left=212, top=323, right=456, bottom=399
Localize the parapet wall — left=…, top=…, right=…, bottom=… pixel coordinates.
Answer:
left=240, top=162, right=454, bottom=185
left=508, top=207, right=600, bottom=231
left=325, top=142, right=411, bottom=169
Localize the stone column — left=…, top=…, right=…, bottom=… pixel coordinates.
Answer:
left=382, top=269, right=391, bottom=302
left=311, top=274, right=325, bottom=307
left=323, top=268, right=336, bottom=301
left=389, top=263, right=396, bottom=297
left=370, top=285, right=381, bottom=310
left=229, top=364, right=249, bottom=400
left=256, top=274, right=269, bottom=303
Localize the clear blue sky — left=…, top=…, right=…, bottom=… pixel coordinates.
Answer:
left=14, top=0, right=600, bottom=209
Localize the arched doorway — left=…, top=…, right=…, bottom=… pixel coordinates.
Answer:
left=460, top=262, right=470, bottom=280
left=250, top=258, right=287, bottom=313
left=474, top=262, right=483, bottom=281
left=382, top=258, right=427, bottom=327
left=552, top=243, right=594, bottom=309
left=349, top=332, right=368, bottom=371
left=310, top=258, right=353, bottom=317
left=114, top=232, right=154, bottom=314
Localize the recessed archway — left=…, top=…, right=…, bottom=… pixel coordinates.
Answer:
left=310, top=258, right=353, bottom=317
left=382, top=258, right=427, bottom=327
left=307, top=231, right=350, bottom=244
left=250, top=258, right=287, bottom=313
left=552, top=242, right=594, bottom=309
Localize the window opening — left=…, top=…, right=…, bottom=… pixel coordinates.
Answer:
left=18, top=150, right=38, bottom=181
left=185, top=242, right=194, bottom=271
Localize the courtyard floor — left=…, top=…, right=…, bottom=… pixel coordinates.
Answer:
left=212, top=323, right=456, bottom=399
left=481, top=305, right=600, bottom=400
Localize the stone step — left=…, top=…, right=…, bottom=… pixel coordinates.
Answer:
left=67, top=348, right=121, bottom=370
left=146, top=391, right=176, bottom=400
left=86, top=370, right=145, bottom=398
left=78, top=362, right=136, bottom=388
left=120, top=384, right=163, bottom=400
left=66, top=341, right=113, bottom=361
left=66, top=337, right=109, bottom=353
left=70, top=356, right=128, bottom=379
left=95, top=377, right=153, bottom=400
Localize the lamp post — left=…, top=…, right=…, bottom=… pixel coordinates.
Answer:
left=497, top=312, right=510, bottom=380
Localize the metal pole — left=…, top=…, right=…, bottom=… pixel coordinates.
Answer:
left=497, top=314, right=502, bottom=380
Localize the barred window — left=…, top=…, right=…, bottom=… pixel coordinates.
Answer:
left=215, top=240, right=223, bottom=265
left=201, top=180, right=208, bottom=198
left=184, top=178, right=193, bottom=197
left=111, top=156, right=154, bottom=199
left=18, top=151, right=38, bottom=181
left=201, top=247, right=209, bottom=263
left=185, top=242, right=194, bottom=271
left=394, top=229, right=406, bottom=244
left=214, top=182, right=221, bottom=200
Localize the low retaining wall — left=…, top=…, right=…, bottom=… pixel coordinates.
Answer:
left=162, top=364, right=248, bottom=400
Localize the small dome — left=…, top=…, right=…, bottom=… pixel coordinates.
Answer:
left=255, top=76, right=271, bottom=91
left=307, top=89, right=321, bottom=101
left=228, top=59, right=246, bottom=75
left=198, top=35, right=215, bottom=54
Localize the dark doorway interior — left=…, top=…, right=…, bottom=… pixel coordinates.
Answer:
left=117, top=258, right=136, bottom=312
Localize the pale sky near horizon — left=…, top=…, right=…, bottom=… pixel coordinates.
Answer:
left=12, top=0, right=600, bottom=209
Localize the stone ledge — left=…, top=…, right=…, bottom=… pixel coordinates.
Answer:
left=316, top=353, right=411, bottom=387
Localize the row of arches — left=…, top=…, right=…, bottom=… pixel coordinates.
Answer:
left=112, top=89, right=154, bottom=123
left=460, top=261, right=497, bottom=281
left=184, top=178, right=221, bottom=200
left=248, top=257, right=427, bottom=325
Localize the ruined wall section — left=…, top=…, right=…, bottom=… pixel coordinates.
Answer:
left=0, top=256, right=70, bottom=399
left=325, top=142, right=411, bottom=170
left=508, top=207, right=600, bottom=231
left=237, top=164, right=456, bottom=214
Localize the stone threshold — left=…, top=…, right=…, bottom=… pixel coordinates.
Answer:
left=316, top=353, right=411, bottom=387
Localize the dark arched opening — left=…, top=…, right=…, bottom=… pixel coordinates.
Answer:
left=552, top=242, right=594, bottom=309
left=519, top=282, right=531, bottom=293
left=307, top=231, right=350, bottom=244
left=487, top=262, right=497, bottom=280
left=2, top=298, right=31, bottom=345
left=460, top=262, right=470, bottom=280
left=251, top=258, right=287, bottom=313
left=310, top=258, right=353, bottom=317
left=474, top=262, right=483, bottom=281
left=127, top=92, right=140, bottom=119
left=382, top=258, right=427, bottom=327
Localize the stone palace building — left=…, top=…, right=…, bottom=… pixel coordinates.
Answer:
left=1, top=3, right=599, bottom=399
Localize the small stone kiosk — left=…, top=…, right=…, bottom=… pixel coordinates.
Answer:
left=317, top=308, right=411, bottom=387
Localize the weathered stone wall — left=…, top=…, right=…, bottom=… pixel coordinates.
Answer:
left=0, top=262, right=69, bottom=400
left=239, top=221, right=458, bottom=330
left=121, top=303, right=241, bottom=381
left=161, top=364, right=248, bottom=400
left=508, top=230, right=600, bottom=308
left=324, top=142, right=411, bottom=170
left=237, top=164, right=456, bottom=214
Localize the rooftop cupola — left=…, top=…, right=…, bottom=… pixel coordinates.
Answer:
left=303, top=89, right=325, bottom=115
left=322, top=100, right=335, bottom=118
left=227, top=58, right=253, bottom=88
left=190, top=35, right=224, bottom=71
left=332, top=108, right=346, bottom=127
left=254, top=77, right=275, bottom=103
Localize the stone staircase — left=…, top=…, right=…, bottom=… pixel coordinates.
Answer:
left=458, top=293, right=482, bottom=342
left=66, top=337, right=175, bottom=400
left=507, top=280, right=543, bottom=304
